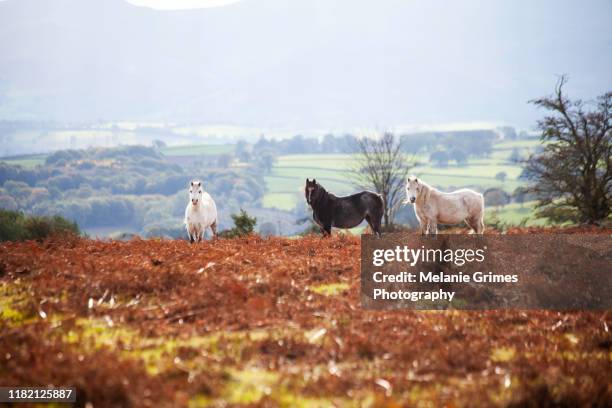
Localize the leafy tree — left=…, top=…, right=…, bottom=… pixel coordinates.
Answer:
left=321, top=134, right=338, bottom=153
left=495, top=171, right=507, bottom=183
left=0, top=195, right=18, bottom=211
left=3, top=181, right=31, bottom=201
left=498, top=126, right=518, bottom=140
left=430, top=150, right=449, bottom=167
left=484, top=188, right=510, bottom=209
left=254, top=136, right=272, bottom=151
left=524, top=76, right=611, bottom=224
left=216, top=154, right=233, bottom=169
left=338, top=134, right=359, bottom=153
left=449, top=147, right=468, bottom=166
left=509, top=148, right=523, bottom=163
left=235, top=140, right=251, bottom=162
left=254, top=150, right=276, bottom=174
left=513, top=186, right=529, bottom=208
left=400, top=132, right=439, bottom=153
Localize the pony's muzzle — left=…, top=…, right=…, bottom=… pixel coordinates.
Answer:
left=410, top=197, right=416, bottom=203
left=192, top=199, right=199, bottom=205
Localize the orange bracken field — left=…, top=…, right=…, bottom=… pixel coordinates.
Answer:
left=1, top=227, right=611, bottom=407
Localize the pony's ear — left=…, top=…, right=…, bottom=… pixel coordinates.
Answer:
left=198, top=181, right=202, bottom=187
left=313, top=178, right=317, bottom=184
left=190, top=181, right=194, bottom=186
left=306, top=178, right=310, bottom=183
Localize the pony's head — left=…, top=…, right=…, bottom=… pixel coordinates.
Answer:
left=305, top=178, right=321, bottom=206
left=405, top=176, right=422, bottom=204
left=189, top=180, right=203, bottom=205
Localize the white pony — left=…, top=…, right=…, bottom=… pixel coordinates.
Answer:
left=184, top=180, right=218, bottom=242
left=405, top=176, right=484, bottom=234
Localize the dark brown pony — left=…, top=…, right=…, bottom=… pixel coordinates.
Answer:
left=305, top=178, right=383, bottom=236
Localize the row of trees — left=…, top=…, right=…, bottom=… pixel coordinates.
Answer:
left=236, top=127, right=516, bottom=170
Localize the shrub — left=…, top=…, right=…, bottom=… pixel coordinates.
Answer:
left=430, top=150, right=450, bottom=167
left=219, top=209, right=257, bottom=238
left=0, top=209, right=25, bottom=241
left=0, top=209, right=80, bottom=242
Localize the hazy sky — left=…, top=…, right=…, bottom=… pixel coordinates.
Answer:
left=0, top=0, right=610, bottom=131
left=126, top=0, right=240, bottom=10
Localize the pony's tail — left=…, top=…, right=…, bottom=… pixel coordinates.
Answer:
left=377, top=193, right=386, bottom=216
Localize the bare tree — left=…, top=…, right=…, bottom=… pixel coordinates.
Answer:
left=525, top=76, right=611, bottom=224
left=352, top=133, right=414, bottom=229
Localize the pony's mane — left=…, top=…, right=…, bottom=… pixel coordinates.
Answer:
left=413, top=178, right=434, bottom=203
left=311, top=182, right=330, bottom=206
left=419, top=179, right=434, bottom=191
left=409, top=176, right=434, bottom=192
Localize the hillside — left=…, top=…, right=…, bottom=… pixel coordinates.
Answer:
left=0, top=0, right=610, bottom=125
left=1, top=230, right=610, bottom=407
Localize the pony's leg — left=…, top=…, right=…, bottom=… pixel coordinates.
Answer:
left=465, top=218, right=477, bottom=234
left=210, top=222, right=218, bottom=240
left=364, top=215, right=375, bottom=235
left=323, top=224, right=332, bottom=237
left=421, top=220, right=431, bottom=235
left=476, top=215, right=485, bottom=234
left=428, top=220, right=438, bottom=238
left=419, top=221, right=427, bottom=235
left=368, top=215, right=382, bottom=237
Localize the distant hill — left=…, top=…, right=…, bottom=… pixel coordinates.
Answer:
left=0, top=0, right=610, bottom=127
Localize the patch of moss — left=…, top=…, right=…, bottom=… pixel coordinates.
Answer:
left=0, top=282, right=35, bottom=326
left=63, top=318, right=278, bottom=375
left=491, top=347, right=516, bottom=362
left=310, top=282, right=349, bottom=296
left=189, top=367, right=364, bottom=408
left=224, top=368, right=278, bottom=403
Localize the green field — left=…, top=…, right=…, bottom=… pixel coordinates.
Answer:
left=0, top=154, right=47, bottom=168
left=0, top=144, right=236, bottom=168
left=262, top=140, right=542, bottom=227
left=160, top=144, right=235, bottom=157
left=485, top=201, right=549, bottom=227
